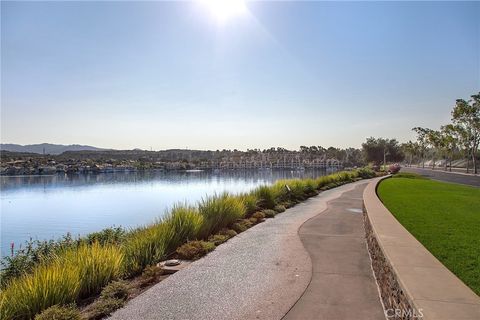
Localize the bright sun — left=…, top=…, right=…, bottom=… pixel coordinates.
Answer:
left=200, top=0, right=247, bottom=23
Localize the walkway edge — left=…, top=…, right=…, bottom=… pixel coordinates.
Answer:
left=363, top=177, right=480, bottom=320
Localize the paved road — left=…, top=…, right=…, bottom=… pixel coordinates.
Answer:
left=110, top=180, right=379, bottom=320
left=284, top=184, right=384, bottom=320
left=402, top=167, right=480, bottom=187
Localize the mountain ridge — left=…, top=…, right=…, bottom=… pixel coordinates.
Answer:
left=0, top=143, right=108, bottom=155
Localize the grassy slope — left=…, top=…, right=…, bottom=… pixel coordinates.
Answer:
left=377, top=177, right=480, bottom=296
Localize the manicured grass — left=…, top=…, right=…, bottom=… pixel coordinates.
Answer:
left=378, top=177, right=480, bottom=295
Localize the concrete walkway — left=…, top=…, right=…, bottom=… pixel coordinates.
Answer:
left=284, top=184, right=384, bottom=320
left=110, top=181, right=383, bottom=320
left=402, top=167, right=480, bottom=187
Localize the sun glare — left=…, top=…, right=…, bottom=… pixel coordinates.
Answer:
left=200, top=0, right=247, bottom=23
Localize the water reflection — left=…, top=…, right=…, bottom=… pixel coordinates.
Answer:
left=0, top=169, right=335, bottom=256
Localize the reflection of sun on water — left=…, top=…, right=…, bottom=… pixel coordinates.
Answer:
left=199, top=0, right=248, bottom=23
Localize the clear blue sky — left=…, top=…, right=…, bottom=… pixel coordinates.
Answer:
left=1, top=1, right=479, bottom=150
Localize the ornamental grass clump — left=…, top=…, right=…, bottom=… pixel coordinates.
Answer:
left=238, top=193, right=259, bottom=216
left=63, top=242, right=124, bottom=298
left=122, top=222, right=174, bottom=277
left=253, top=185, right=277, bottom=209
left=198, top=193, right=246, bottom=239
left=0, top=257, right=81, bottom=320
left=162, top=204, right=203, bottom=252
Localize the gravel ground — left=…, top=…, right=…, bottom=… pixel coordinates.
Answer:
left=109, top=180, right=368, bottom=320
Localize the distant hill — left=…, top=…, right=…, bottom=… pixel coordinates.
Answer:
left=0, top=143, right=107, bottom=155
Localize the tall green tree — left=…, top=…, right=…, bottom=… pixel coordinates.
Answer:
left=401, top=141, right=420, bottom=167
left=362, top=137, right=404, bottom=166
left=440, top=124, right=459, bottom=171
left=412, top=127, right=430, bottom=168
left=451, top=93, right=480, bottom=173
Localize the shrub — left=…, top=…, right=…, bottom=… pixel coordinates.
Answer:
left=140, top=265, right=163, bottom=287
left=218, top=228, right=237, bottom=238
left=89, top=298, right=124, bottom=320
left=34, top=304, right=83, bottom=320
left=253, top=186, right=277, bottom=209
left=100, top=280, right=129, bottom=301
left=123, top=223, right=174, bottom=276
left=176, top=241, right=215, bottom=260
left=263, top=209, right=276, bottom=218
left=86, top=227, right=126, bottom=245
left=208, top=234, right=229, bottom=246
left=198, top=193, right=246, bottom=239
left=162, top=204, right=203, bottom=252
left=251, top=212, right=265, bottom=221
left=273, top=205, right=286, bottom=213
left=356, top=167, right=376, bottom=179
left=231, top=219, right=253, bottom=233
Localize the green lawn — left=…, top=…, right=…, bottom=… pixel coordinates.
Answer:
left=377, top=176, right=480, bottom=296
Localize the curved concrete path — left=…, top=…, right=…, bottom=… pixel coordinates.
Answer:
left=284, top=184, right=384, bottom=320
left=110, top=180, right=377, bottom=320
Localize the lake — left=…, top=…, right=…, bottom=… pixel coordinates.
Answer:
left=0, top=169, right=335, bottom=257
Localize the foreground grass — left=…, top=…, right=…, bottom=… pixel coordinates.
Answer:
left=378, top=177, right=480, bottom=295
left=0, top=168, right=376, bottom=319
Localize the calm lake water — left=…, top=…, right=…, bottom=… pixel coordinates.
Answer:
left=0, top=169, right=335, bottom=257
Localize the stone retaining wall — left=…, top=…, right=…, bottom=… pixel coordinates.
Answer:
left=363, top=204, right=418, bottom=320
left=363, top=177, right=480, bottom=320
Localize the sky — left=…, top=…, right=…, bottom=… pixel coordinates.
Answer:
left=1, top=1, right=479, bottom=150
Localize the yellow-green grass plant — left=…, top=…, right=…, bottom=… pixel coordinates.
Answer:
left=63, top=242, right=124, bottom=298
left=122, top=222, right=174, bottom=277
left=0, top=243, right=123, bottom=320
left=238, top=193, right=259, bottom=216
left=162, top=204, right=204, bottom=253
left=0, top=257, right=80, bottom=320
left=198, top=193, right=246, bottom=239
left=253, top=185, right=278, bottom=209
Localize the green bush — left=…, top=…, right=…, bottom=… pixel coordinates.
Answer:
left=86, top=227, right=126, bottom=245
left=140, top=265, right=163, bottom=287
left=176, top=241, right=215, bottom=260
left=231, top=219, right=253, bottom=233
left=34, top=304, right=83, bottom=320
left=263, top=209, right=276, bottom=218
left=89, top=298, right=124, bottom=320
left=356, top=167, right=376, bottom=179
left=198, top=193, right=246, bottom=239
left=251, top=212, right=265, bottom=221
left=100, top=280, right=129, bottom=301
left=273, top=205, right=286, bottom=213
left=162, top=204, right=203, bottom=252
left=218, top=228, right=237, bottom=238
left=208, top=234, right=229, bottom=246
